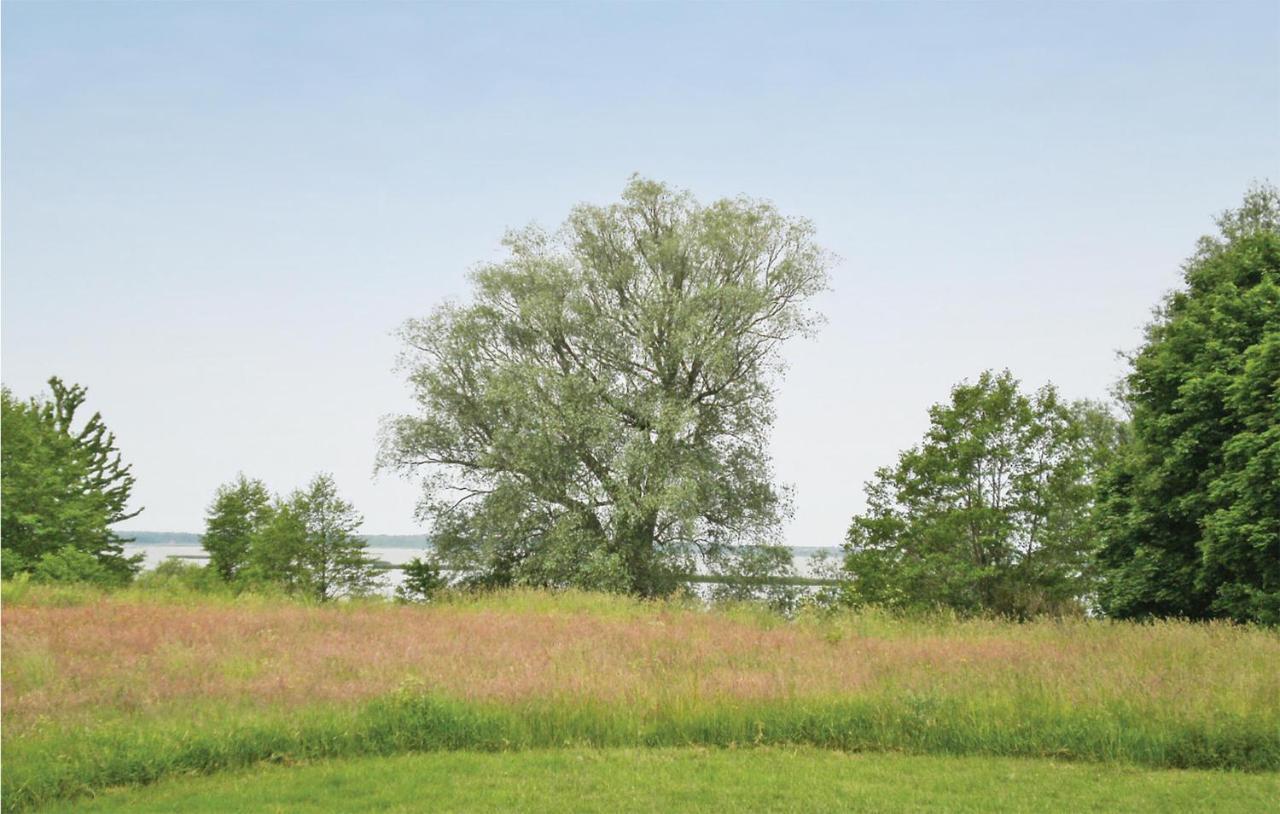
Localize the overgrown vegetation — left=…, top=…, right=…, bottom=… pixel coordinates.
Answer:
left=3, top=587, right=1277, bottom=811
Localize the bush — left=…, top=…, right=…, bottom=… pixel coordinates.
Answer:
left=397, top=557, right=446, bottom=602
left=30, top=546, right=121, bottom=586
left=133, top=558, right=227, bottom=594
left=1, top=550, right=33, bottom=580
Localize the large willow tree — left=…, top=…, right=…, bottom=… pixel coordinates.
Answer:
left=381, top=178, right=829, bottom=596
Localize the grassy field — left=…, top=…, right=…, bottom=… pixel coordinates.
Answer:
left=3, top=582, right=1279, bottom=811
left=39, top=748, right=1280, bottom=813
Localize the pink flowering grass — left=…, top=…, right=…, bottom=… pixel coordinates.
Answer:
left=2, top=586, right=1278, bottom=811
left=4, top=587, right=1275, bottom=732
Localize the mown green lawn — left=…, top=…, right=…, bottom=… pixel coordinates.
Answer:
left=46, top=748, right=1278, bottom=813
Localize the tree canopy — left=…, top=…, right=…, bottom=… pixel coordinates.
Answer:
left=380, top=177, right=830, bottom=596
left=843, top=371, right=1120, bottom=617
left=1095, top=184, right=1280, bottom=624
left=1, top=377, right=142, bottom=582
left=203, top=474, right=272, bottom=581
left=203, top=473, right=381, bottom=601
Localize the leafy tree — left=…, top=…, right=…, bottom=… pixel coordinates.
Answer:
left=397, top=556, right=447, bottom=602
left=244, top=495, right=308, bottom=593
left=1095, top=185, right=1280, bottom=624
left=203, top=474, right=273, bottom=581
left=1, top=377, right=142, bottom=582
left=245, top=474, right=381, bottom=601
left=380, top=178, right=829, bottom=597
left=843, top=371, right=1119, bottom=617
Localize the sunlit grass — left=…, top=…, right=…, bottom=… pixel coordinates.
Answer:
left=3, top=584, right=1278, bottom=811
left=41, top=748, right=1280, bottom=814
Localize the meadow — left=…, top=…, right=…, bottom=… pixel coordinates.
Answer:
left=3, top=582, right=1278, bottom=811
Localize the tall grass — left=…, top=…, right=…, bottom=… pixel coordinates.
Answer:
left=6, top=692, right=1277, bottom=812
left=3, top=585, right=1278, bottom=811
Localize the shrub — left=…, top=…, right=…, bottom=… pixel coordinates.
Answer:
left=30, top=545, right=121, bottom=587
left=397, top=556, right=447, bottom=602
left=133, top=558, right=227, bottom=594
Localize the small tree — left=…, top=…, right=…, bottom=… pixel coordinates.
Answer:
left=203, top=474, right=273, bottom=581
left=843, top=371, right=1119, bottom=617
left=245, top=474, right=381, bottom=601
left=1, top=377, right=142, bottom=582
left=397, top=556, right=446, bottom=602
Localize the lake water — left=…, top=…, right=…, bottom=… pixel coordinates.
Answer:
left=124, top=543, right=427, bottom=593
left=124, top=543, right=841, bottom=595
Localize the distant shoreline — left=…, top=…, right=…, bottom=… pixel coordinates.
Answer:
left=118, top=531, right=433, bottom=549
left=117, top=531, right=841, bottom=555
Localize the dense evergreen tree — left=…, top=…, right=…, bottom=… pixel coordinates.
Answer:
left=1095, top=185, right=1280, bottom=623
left=843, top=371, right=1120, bottom=617
left=1, top=377, right=142, bottom=581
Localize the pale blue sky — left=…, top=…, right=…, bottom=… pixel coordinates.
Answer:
left=4, top=1, right=1277, bottom=541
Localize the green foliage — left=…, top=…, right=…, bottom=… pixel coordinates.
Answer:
left=242, top=474, right=381, bottom=601
left=195, top=474, right=383, bottom=601
left=1095, top=185, right=1280, bottom=623
left=380, top=177, right=830, bottom=597
left=202, top=474, right=272, bottom=581
left=133, top=559, right=228, bottom=595
left=30, top=546, right=119, bottom=587
left=396, top=556, right=446, bottom=602
left=1, top=377, right=143, bottom=582
left=1, top=550, right=34, bottom=581
left=843, top=371, right=1119, bottom=617
left=241, top=495, right=307, bottom=593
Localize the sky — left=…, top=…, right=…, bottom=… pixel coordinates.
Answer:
left=3, top=1, right=1278, bottom=543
